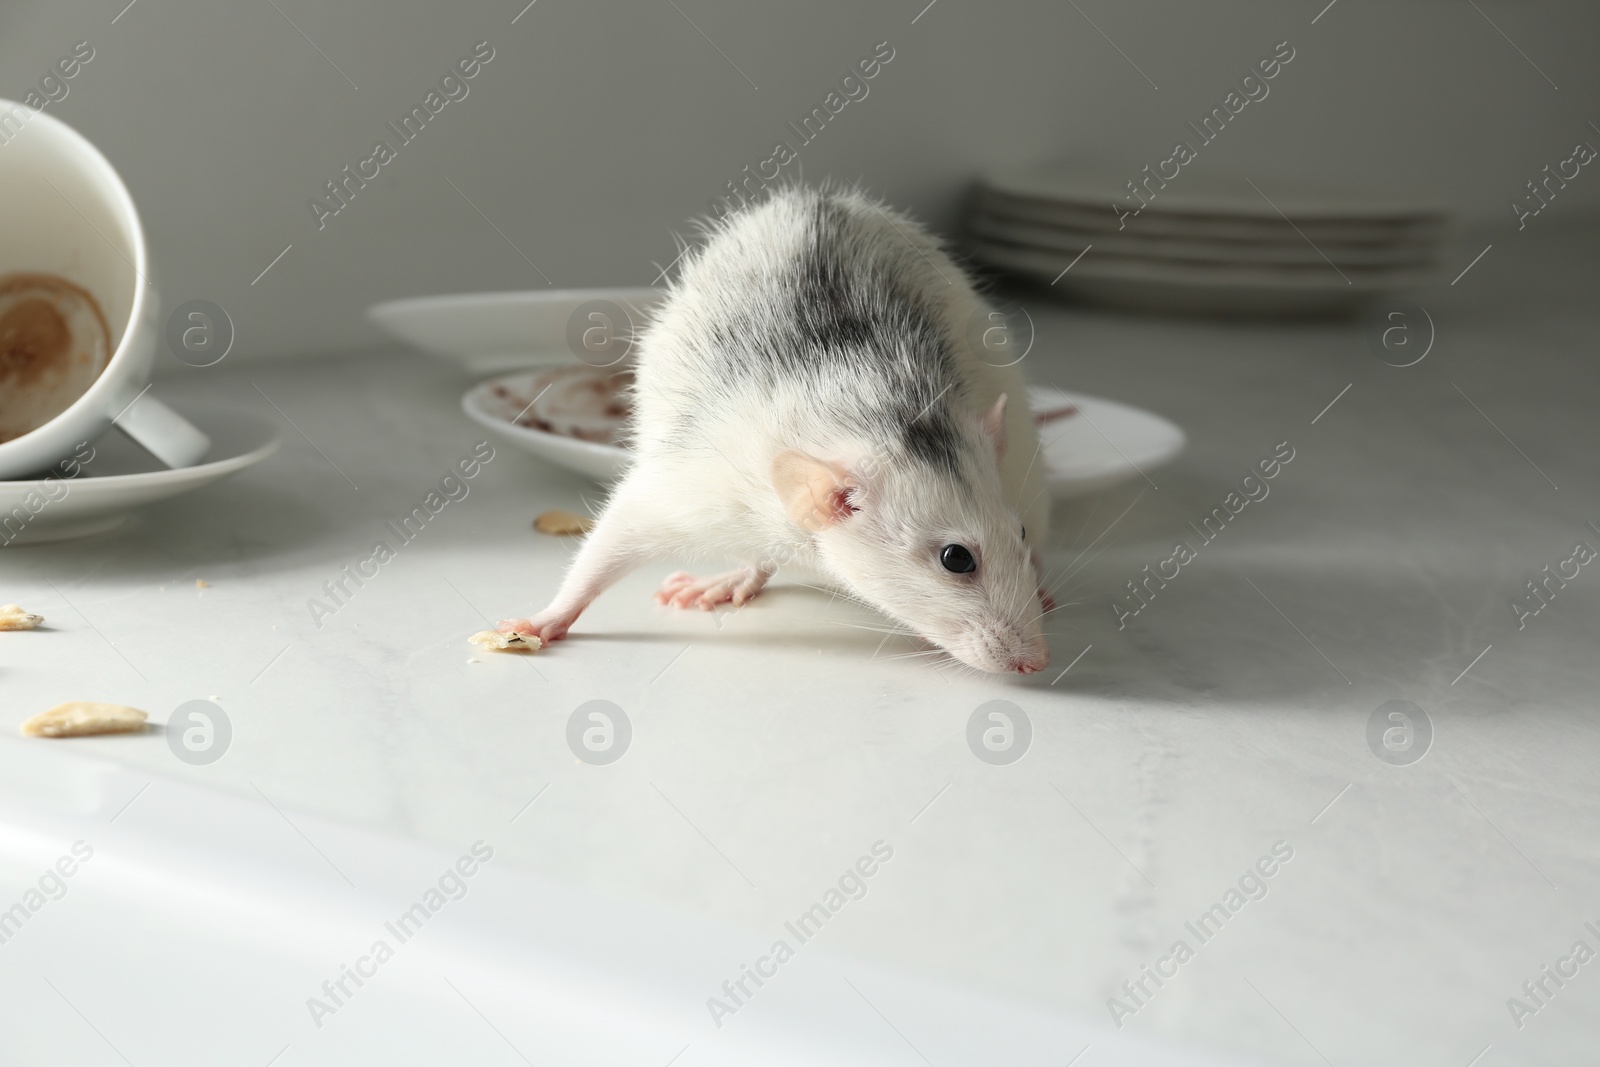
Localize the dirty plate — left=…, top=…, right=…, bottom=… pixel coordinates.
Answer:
left=464, top=370, right=1183, bottom=498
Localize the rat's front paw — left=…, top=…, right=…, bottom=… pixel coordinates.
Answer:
left=497, top=612, right=574, bottom=643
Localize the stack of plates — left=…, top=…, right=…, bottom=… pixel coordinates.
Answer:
left=966, top=167, right=1447, bottom=317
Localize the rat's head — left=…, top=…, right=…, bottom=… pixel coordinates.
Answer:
left=772, top=394, right=1048, bottom=675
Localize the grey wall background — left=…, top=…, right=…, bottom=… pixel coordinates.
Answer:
left=6, top=0, right=1598, bottom=364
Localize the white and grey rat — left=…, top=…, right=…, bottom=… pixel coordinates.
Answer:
left=499, top=185, right=1053, bottom=674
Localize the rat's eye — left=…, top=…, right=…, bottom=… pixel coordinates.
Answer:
left=1020, top=525, right=1027, bottom=541
left=940, top=544, right=976, bottom=574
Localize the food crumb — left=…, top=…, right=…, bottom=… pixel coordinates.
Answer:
left=0, top=605, right=43, bottom=631
left=21, top=701, right=147, bottom=738
left=534, top=509, right=594, bottom=536
left=196, top=579, right=209, bottom=589
left=469, top=630, right=542, bottom=653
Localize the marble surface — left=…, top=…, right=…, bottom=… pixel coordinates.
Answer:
left=3, top=223, right=1597, bottom=1065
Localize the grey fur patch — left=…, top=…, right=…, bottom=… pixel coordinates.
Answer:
left=669, top=188, right=969, bottom=479
left=797, top=196, right=965, bottom=477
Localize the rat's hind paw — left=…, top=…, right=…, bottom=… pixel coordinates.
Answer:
left=654, top=567, right=768, bottom=611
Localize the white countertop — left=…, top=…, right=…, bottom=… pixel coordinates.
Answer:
left=3, top=224, right=1597, bottom=1066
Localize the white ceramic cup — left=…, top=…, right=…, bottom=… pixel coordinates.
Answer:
left=0, top=98, right=208, bottom=480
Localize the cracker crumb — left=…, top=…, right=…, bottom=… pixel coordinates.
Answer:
left=0, top=605, right=43, bottom=631
left=534, top=509, right=594, bottom=536
left=469, top=630, right=542, bottom=652
left=196, top=579, right=209, bottom=589
left=21, top=701, right=148, bottom=738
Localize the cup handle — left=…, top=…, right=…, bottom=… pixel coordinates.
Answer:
left=114, top=393, right=211, bottom=468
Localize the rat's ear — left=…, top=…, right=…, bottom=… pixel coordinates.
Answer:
left=772, top=450, right=856, bottom=532
left=981, top=393, right=1009, bottom=460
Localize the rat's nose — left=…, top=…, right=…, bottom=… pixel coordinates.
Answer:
left=1009, top=655, right=1047, bottom=675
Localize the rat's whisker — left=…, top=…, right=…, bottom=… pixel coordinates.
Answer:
left=827, top=620, right=916, bottom=636
left=1055, top=535, right=1124, bottom=588
left=1026, top=598, right=1086, bottom=626
left=1053, top=488, right=1148, bottom=589
left=1064, top=500, right=1101, bottom=554
left=789, top=579, right=872, bottom=606
left=1049, top=556, right=1113, bottom=598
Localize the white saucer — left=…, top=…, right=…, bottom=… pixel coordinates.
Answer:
left=463, top=371, right=1185, bottom=500
left=1031, top=386, right=1187, bottom=496
left=369, top=288, right=665, bottom=374
left=0, top=405, right=279, bottom=545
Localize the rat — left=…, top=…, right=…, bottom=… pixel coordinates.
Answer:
left=498, top=185, right=1053, bottom=674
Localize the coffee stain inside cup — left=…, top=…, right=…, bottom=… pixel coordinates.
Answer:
left=0, top=273, right=112, bottom=443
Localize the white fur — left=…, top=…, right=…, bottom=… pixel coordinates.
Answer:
left=501, top=186, right=1050, bottom=674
